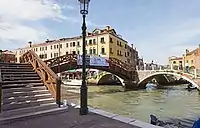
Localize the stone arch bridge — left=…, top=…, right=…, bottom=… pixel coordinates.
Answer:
left=137, top=70, right=200, bottom=90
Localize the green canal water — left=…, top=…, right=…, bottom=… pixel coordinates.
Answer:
left=63, top=85, right=200, bottom=122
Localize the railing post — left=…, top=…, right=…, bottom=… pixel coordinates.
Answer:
left=56, top=77, right=61, bottom=107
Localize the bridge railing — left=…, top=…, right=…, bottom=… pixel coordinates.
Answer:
left=45, top=54, right=77, bottom=67
left=21, top=50, right=61, bottom=106
left=0, top=68, right=2, bottom=113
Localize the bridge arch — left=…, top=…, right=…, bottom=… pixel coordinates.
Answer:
left=97, top=73, right=125, bottom=86
left=138, top=71, right=199, bottom=89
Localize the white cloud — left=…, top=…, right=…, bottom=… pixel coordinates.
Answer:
left=0, top=0, right=68, bottom=50
left=0, top=0, right=66, bottom=22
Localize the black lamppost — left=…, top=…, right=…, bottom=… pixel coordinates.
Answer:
left=78, top=0, right=90, bottom=115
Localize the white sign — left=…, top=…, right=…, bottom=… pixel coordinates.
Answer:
left=77, top=55, right=109, bottom=67
left=90, top=56, right=109, bottom=67
left=77, top=55, right=90, bottom=66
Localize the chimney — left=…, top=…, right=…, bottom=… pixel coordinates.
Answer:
left=131, top=44, right=134, bottom=49
left=106, top=26, right=111, bottom=30
left=186, top=49, right=189, bottom=54
left=46, top=39, right=49, bottom=43
left=28, top=41, right=32, bottom=48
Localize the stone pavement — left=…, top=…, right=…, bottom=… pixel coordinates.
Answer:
left=1, top=107, right=141, bottom=128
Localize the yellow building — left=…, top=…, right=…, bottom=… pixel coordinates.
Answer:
left=15, top=26, right=137, bottom=67
left=168, top=56, right=183, bottom=70
left=183, top=47, right=200, bottom=69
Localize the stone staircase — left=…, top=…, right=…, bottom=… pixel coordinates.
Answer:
left=0, top=62, right=66, bottom=124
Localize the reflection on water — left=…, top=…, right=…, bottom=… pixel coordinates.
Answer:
left=64, top=85, right=200, bottom=122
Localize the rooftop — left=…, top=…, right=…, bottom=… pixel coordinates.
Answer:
left=17, top=26, right=128, bottom=50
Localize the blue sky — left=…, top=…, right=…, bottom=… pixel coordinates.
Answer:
left=1, top=0, right=200, bottom=64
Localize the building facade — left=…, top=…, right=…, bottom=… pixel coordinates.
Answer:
left=15, top=26, right=138, bottom=68
left=183, top=46, right=200, bottom=70
left=0, top=50, right=16, bottom=63
left=168, top=56, right=183, bottom=70
left=168, top=45, right=200, bottom=70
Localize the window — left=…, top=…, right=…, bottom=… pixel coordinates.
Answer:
left=127, top=52, right=130, bottom=56
left=70, top=42, right=72, bottom=47
left=73, top=42, right=75, bottom=47
left=191, top=60, right=194, bottom=64
left=54, top=53, right=58, bottom=58
left=42, top=47, right=44, bottom=51
left=77, top=50, right=80, bottom=54
left=72, top=51, right=76, bottom=54
left=101, top=47, right=105, bottom=54
left=89, top=48, right=92, bottom=54
left=117, top=50, right=119, bottom=55
left=100, top=37, right=104, bottom=43
left=93, top=48, right=96, bottom=54
left=77, top=41, right=80, bottom=46
left=173, top=61, right=176, bottom=64
left=125, top=52, right=127, bottom=57
left=120, top=51, right=122, bottom=56
left=89, top=40, right=92, bottom=45
left=51, top=45, right=52, bottom=50
left=110, top=48, right=113, bottom=54
left=51, top=53, right=53, bottom=58
left=186, top=60, right=188, bottom=63
left=54, top=45, right=56, bottom=49
left=57, top=45, right=59, bottom=49
left=110, top=37, right=113, bottom=43
left=36, top=48, right=38, bottom=52
left=39, top=54, right=44, bottom=59
left=45, top=47, right=47, bottom=50
left=44, top=54, right=47, bottom=59
left=40, top=47, right=42, bottom=51
left=119, top=42, right=122, bottom=46
left=93, top=39, right=96, bottom=44
left=66, top=52, right=68, bottom=55
left=117, top=41, right=119, bottom=45
left=66, top=43, right=68, bottom=48
left=125, top=44, right=127, bottom=49
left=60, top=44, right=62, bottom=48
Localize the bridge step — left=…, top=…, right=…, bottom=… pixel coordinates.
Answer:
left=3, top=89, right=50, bottom=99
left=2, top=86, right=46, bottom=93
left=0, top=62, right=56, bottom=117
left=2, top=76, right=41, bottom=81
left=0, top=105, right=68, bottom=125
left=0, top=103, right=57, bottom=118
left=1, top=68, right=34, bottom=72
left=2, top=98, right=55, bottom=111
left=2, top=83, right=44, bottom=89
left=1, top=71, right=37, bottom=74
left=2, top=80, right=42, bottom=85
left=2, top=73, right=39, bottom=77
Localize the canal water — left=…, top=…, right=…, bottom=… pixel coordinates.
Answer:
left=62, top=84, right=200, bottom=122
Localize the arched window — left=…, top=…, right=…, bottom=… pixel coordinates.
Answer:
left=101, top=47, right=105, bottom=54
left=89, top=48, right=92, bottom=55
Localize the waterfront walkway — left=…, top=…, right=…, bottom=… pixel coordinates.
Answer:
left=1, top=107, right=142, bottom=128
